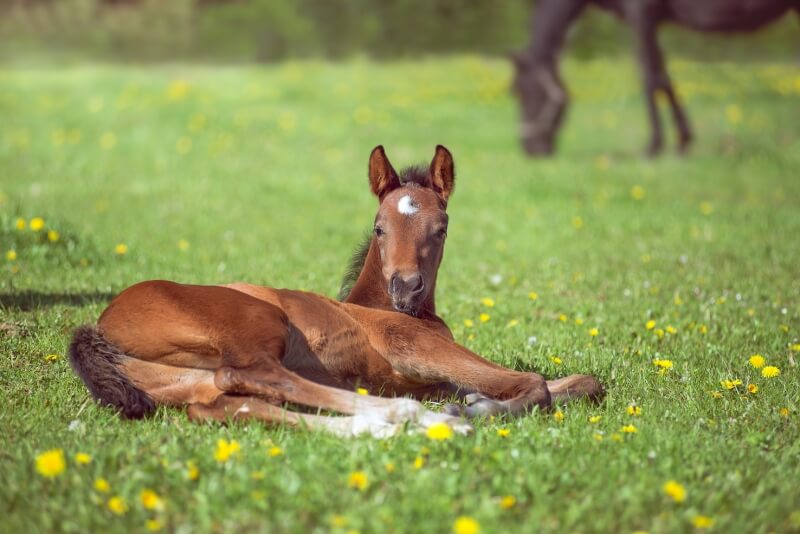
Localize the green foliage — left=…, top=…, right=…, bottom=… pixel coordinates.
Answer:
left=1, top=58, right=799, bottom=532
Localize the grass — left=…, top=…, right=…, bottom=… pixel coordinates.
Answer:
left=1, top=56, right=799, bottom=533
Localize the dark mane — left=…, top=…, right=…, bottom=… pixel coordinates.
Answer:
left=337, top=165, right=428, bottom=301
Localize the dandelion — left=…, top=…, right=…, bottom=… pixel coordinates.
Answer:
left=413, top=456, right=425, bottom=470
left=330, top=515, right=347, bottom=528
left=499, top=495, right=516, bottom=509
left=711, top=391, right=722, bottom=399
left=479, top=313, right=490, bottom=323
left=720, top=379, right=742, bottom=390
left=665, top=325, right=677, bottom=335
left=697, top=324, right=708, bottom=334
left=177, top=239, right=190, bottom=251
left=47, top=230, right=60, bottom=242
left=699, top=201, right=714, bottom=216
left=611, top=433, right=623, bottom=442
left=553, top=410, right=564, bottom=423
left=589, top=415, right=602, bottom=424
left=496, top=428, right=510, bottom=438
left=100, top=132, right=117, bottom=150
left=627, top=405, right=642, bottom=416
left=725, top=104, right=742, bottom=124
left=630, top=185, right=645, bottom=200
left=426, top=422, right=454, bottom=441
left=5, top=250, right=17, bottom=261
left=385, top=462, right=395, bottom=473
left=45, top=354, right=60, bottom=362
left=166, top=80, right=190, bottom=101
left=791, top=343, right=800, bottom=352
left=574, top=317, right=584, bottom=326
left=29, top=217, right=44, bottom=231
left=593, top=432, right=604, bottom=441
left=35, top=449, right=66, bottom=478
left=356, top=387, right=368, bottom=395
left=506, top=319, right=519, bottom=328
left=480, top=297, right=495, bottom=307
left=654, top=328, right=665, bottom=340
left=74, top=452, right=91, bottom=465
left=15, top=217, right=26, bottom=230
left=749, top=354, right=765, bottom=368
left=94, top=478, right=111, bottom=493
left=214, top=439, right=241, bottom=463
left=747, top=384, right=759, bottom=394
left=663, top=480, right=686, bottom=503
left=114, top=243, right=128, bottom=255
left=779, top=407, right=789, bottom=418
left=186, top=461, right=199, bottom=481
left=589, top=327, right=599, bottom=337
left=108, top=496, right=127, bottom=515
left=558, top=314, right=568, bottom=322
left=347, top=471, right=369, bottom=491
left=463, top=319, right=474, bottom=328
left=645, top=320, right=656, bottom=330
left=453, top=516, right=480, bottom=534
left=652, top=359, right=673, bottom=370
left=762, top=366, right=780, bottom=378
left=572, top=216, right=584, bottom=229
left=140, top=489, right=164, bottom=511
left=692, top=515, right=714, bottom=529
left=145, top=519, right=163, bottom=531
left=549, top=356, right=562, bottom=365
left=620, top=424, right=637, bottom=433
left=528, top=291, right=538, bottom=301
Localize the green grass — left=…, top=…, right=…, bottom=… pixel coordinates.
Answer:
left=1, top=57, right=799, bottom=533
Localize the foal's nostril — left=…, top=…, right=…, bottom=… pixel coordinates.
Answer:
left=407, top=274, right=424, bottom=294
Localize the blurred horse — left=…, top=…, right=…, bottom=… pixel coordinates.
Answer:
left=512, top=0, right=798, bottom=156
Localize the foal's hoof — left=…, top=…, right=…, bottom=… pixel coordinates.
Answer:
left=464, top=398, right=506, bottom=418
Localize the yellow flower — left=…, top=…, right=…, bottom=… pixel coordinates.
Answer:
left=140, top=489, right=164, bottom=511
left=108, top=496, right=127, bottom=515
left=29, top=217, right=45, bottom=231
left=558, top=313, right=568, bottom=322
left=761, top=366, right=780, bottom=378
left=384, top=462, right=395, bottom=473
left=426, top=422, right=454, bottom=441
left=630, top=185, right=645, bottom=200
left=5, top=249, right=17, bottom=261
left=463, top=319, right=474, bottom=328
left=100, top=132, right=117, bottom=150
left=725, top=104, right=742, bottom=124
left=74, top=452, right=91, bottom=465
left=652, top=359, right=673, bottom=370
left=480, top=297, right=495, bottom=307
left=589, top=327, right=599, bottom=337
left=697, top=324, right=708, bottom=334
left=413, top=456, right=425, bottom=470
left=166, top=79, right=190, bottom=101
left=45, top=354, right=60, bottom=362
left=114, top=243, right=128, bottom=255
left=15, top=217, right=26, bottom=230
left=593, top=432, right=604, bottom=441
left=721, top=379, right=742, bottom=390
left=654, top=328, right=665, bottom=339
left=453, top=516, right=480, bottom=534
left=749, top=354, right=765, bottom=368
left=94, top=478, right=111, bottom=493
left=528, top=291, right=538, bottom=301
left=663, top=480, right=686, bottom=503
left=356, top=387, right=368, bottom=395
left=145, top=519, right=163, bottom=531
left=549, top=356, right=562, bottom=365
left=268, top=446, right=283, bottom=457
left=711, top=391, right=722, bottom=399
left=347, top=471, right=368, bottom=491
left=479, top=313, right=490, bottom=323
left=645, top=320, right=656, bottom=330
left=665, top=325, right=677, bottom=335
left=699, top=201, right=714, bottom=216
left=214, top=439, right=241, bottom=463
left=572, top=216, right=584, bottom=229
left=626, top=405, right=642, bottom=416
left=747, top=384, right=759, bottom=394
left=496, top=428, right=510, bottom=438
left=588, top=415, right=602, bottom=424
left=36, top=449, right=66, bottom=478
left=186, top=461, right=199, bottom=481
left=779, top=407, right=789, bottom=418
left=620, top=424, right=637, bottom=433
left=499, top=495, right=516, bottom=510
left=330, top=515, right=347, bottom=528
left=553, top=410, right=564, bottom=423
left=47, top=230, right=60, bottom=242
left=177, top=239, right=190, bottom=251
left=692, top=515, right=714, bottom=529
left=611, top=433, right=623, bottom=442
left=506, top=319, right=519, bottom=328
left=791, top=343, right=800, bottom=352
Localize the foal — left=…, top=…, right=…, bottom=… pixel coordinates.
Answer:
left=69, top=145, right=603, bottom=437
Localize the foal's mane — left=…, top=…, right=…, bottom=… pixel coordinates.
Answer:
left=337, top=165, right=429, bottom=301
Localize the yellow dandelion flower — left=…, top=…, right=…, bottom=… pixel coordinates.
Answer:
left=186, top=461, right=199, bottom=481
left=666, top=325, right=677, bottom=335
left=47, top=230, right=60, bottom=242
left=557, top=313, right=568, bottom=322
left=528, top=291, right=538, bottom=301
left=654, top=328, right=665, bottom=339
left=593, top=432, right=604, bottom=441
left=356, top=387, right=368, bottom=395
left=698, top=324, right=708, bottom=334
left=268, top=446, right=283, bottom=457
left=692, top=515, right=714, bottom=529
left=145, top=519, right=163, bottom=531
left=674, top=294, right=683, bottom=305
left=100, top=132, right=117, bottom=150
left=572, top=318, right=583, bottom=326
left=480, top=297, right=495, bottom=307
left=699, top=201, right=714, bottom=216
left=347, top=471, right=368, bottom=491
left=479, top=313, right=490, bottom=323
left=108, top=496, right=127, bottom=515
left=140, top=489, right=164, bottom=511
left=94, top=478, right=111, bottom=493
left=711, top=391, right=722, bottom=399
left=779, top=407, right=789, bottom=418
left=496, top=428, right=510, bottom=438
left=553, top=410, right=564, bottom=423
left=499, top=495, right=516, bottom=509
left=746, top=308, right=756, bottom=317
left=29, top=217, right=45, bottom=231
left=589, top=415, right=602, bottom=424
left=761, top=366, right=780, bottom=378
left=426, top=422, right=454, bottom=441
left=620, top=424, right=637, bottom=433
left=549, top=356, right=562, bottom=365
left=645, top=320, right=656, bottom=330
left=589, top=327, right=599, bottom=337
left=114, top=243, right=128, bottom=255
left=611, top=433, right=623, bottom=442
left=720, top=379, right=742, bottom=390
left=627, top=405, right=642, bottom=416
left=749, top=354, right=765, bottom=368
left=630, top=185, right=645, bottom=200
left=506, top=319, right=519, bottom=328
left=652, top=359, right=673, bottom=370
left=747, top=384, right=759, bottom=394
left=725, top=104, right=742, bottom=124
left=463, top=319, right=474, bottom=328
left=213, top=439, right=241, bottom=463
left=330, top=514, right=347, bottom=528
left=74, top=452, right=91, bottom=465
left=5, top=250, right=17, bottom=261
left=663, top=480, right=686, bottom=503
left=15, top=217, right=26, bottom=230
left=35, top=449, right=66, bottom=478
left=177, top=239, right=190, bottom=251
left=385, top=462, right=395, bottom=473
left=166, top=80, right=190, bottom=101
left=413, top=456, right=425, bottom=470
left=453, top=516, right=480, bottom=534
left=791, top=343, right=800, bottom=352
left=572, top=216, right=584, bottom=229
left=44, top=354, right=60, bottom=362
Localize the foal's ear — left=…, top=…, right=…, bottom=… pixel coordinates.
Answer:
left=428, top=145, right=455, bottom=205
left=368, top=145, right=401, bottom=201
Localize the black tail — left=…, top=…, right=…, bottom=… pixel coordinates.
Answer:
left=68, top=325, right=155, bottom=419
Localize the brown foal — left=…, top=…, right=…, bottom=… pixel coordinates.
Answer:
left=69, top=145, right=603, bottom=437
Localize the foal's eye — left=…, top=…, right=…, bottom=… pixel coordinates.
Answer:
left=374, top=226, right=385, bottom=237
left=437, top=228, right=448, bottom=239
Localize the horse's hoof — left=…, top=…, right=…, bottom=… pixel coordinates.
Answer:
left=464, top=398, right=505, bottom=418
left=443, top=403, right=464, bottom=417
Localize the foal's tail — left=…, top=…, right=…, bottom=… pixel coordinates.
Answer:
left=68, top=325, right=155, bottom=419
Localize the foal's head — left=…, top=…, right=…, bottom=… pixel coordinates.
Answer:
left=368, top=145, right=455, bottom=315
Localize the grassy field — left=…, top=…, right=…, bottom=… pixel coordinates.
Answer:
left=1, top=57, right=799, bottom=533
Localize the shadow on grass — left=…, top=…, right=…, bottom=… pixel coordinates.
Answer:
left=0, top=291, right=116, bottom=311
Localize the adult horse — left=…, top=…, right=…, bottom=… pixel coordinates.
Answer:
left=512, top=0, right=798, bottom=156
left=68, top=145, right=603, bottom=438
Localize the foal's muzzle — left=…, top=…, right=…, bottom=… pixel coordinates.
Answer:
left=389, top=272, right=425, bottom=313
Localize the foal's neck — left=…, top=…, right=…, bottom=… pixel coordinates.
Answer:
left=344, top=239, right=438, bottom=320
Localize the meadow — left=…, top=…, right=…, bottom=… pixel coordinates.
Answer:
left=1, top=56, right=799, bottom=533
